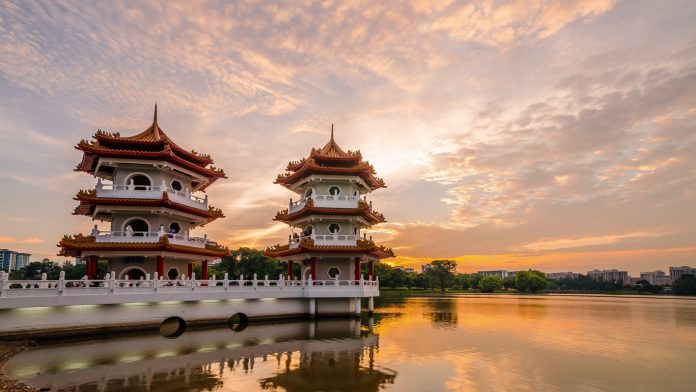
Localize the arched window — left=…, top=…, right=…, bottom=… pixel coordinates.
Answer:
left=354, top=226, right=358, bottom=235
left=124, top=218, right=149, bottom=236
left=169, top=221, right=181, bottom=234
left=354, top=190, right=359, bottom=197
left=304, top=188, right=314, bottom=198
left=170, top=179, right=183, bottom=192
left=328, top=223, right=341, bottom=234
left=303, top=225, right=314, bottom=236
left=328, top=186, right=341, bottom=196
left=128, top=174, right=151, bottom=190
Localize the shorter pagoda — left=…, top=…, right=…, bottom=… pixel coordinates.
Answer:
left=58, top=106, right=229, bottom=280
left=265, top=126, right=394, bottom=282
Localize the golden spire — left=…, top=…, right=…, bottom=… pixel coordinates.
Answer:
left=331, top=123, right=334, bottom=141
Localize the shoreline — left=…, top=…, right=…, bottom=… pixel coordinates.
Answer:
left=0, top=341, right=36, bottom=392
left=379, top=289, right=696, bottom=300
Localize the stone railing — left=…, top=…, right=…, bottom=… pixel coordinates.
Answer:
left=92, top=227, right=210, bottom=248
left=289, top=233, right=359, bottom=248
left=96, top=179, right=208, bottom=210
left=0, top=271, right=379, bottom=306
left=288, top=194, right=361, bottom=213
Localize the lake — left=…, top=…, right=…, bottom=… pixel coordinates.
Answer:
left=4, top=295, right=696, bottom=391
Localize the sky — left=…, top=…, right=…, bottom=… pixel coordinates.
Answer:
left=0, top=0, right=694, bottom=275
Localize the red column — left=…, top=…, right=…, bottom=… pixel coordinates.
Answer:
left=310, top=257, right=317, bottom=280
left=156, top=256, right=164, bottom=277
left=87, top=256, right=98, bottom=279
left=354, top=257, right=361, bottom=281
left=187, top=263, right=193, bottom=279
left=368, top=260, right=374, bottom=281
left=202, top=260, right=209, bottom=280
left=287, top=260, right=294, bottom=279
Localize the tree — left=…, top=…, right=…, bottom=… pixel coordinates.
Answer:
left=502, top=275, right=516, bottom=290
left=425, top=260, right=457, bottom=292
left=673, top=274, right=696, bottom=296
left=479, top=275, right=503, bottom=293
left=514, top=270, right=549, bottom=293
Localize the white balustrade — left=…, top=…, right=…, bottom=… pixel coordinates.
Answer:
left=289, top=233, right=358, bottom=248
left=95, top=179, right=208, bottom=210
left=92, top=227, right=209, bottom=248
left=288, top=194, right=360, bottom=213
left=0, top=274, right=379, bottom=305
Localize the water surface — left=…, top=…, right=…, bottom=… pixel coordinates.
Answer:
left=4, top=295, right=695, bottom=391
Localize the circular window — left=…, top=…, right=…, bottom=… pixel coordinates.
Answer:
left=169, top=222, right=181, bottom=234
left=303, top=225, right=314, bottom=236
left=129, top=174, right=151, bottom=190
left=171, top=179, right=183, bottom=191
left=327, top=267, right=340, bottom=279
left=328, top=223, right=341, bottom=234
left=328, top=186, right=341, bottom=196
left=167, top=267, right=179, bottom=280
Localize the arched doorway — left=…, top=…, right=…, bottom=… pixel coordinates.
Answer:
left=124, top=217, right=150, bottom=236
left=128, top=174, right=152, bottom=190
left=120, top=267, right=147, bottom=280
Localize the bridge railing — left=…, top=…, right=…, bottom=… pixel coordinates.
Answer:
left=0, top=271, right=379, bottom=299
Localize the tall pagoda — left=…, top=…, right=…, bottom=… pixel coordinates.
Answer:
left=58, top=106, right=229, bottom=280
left=265, top=126, right=394, bottom=282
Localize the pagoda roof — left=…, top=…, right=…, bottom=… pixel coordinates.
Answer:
left=264, top=238, right=394, bottom=259
left=73, top=189, right=224, bottom=224
left=75, top=106, right=226, bottom=189
left=274, top=199, right=385, bottom=225
left=276, top=127, right=385, bottom=191
left=58, top=233, right=230, bottom=258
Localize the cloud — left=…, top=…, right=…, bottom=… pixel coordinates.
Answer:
left=0, top=236, right=44, bottom=245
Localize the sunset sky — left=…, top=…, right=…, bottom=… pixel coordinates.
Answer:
left=0, top=0, right=694, bottom=274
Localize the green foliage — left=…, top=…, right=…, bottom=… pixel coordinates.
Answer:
left=514, top=270, right=549, bottom=293
left=636, top=280, right=663, bottom=294
left=211, top=247, right=284, bottom=279
left=555, top=274, right=623, bottom=292
left=503, top=275, right=516, bottom=290
left=673, top=274, right=696, bottom=296
left=425, top=260, right=457, bottom=292
left=479, top=275, right=503, bottom=293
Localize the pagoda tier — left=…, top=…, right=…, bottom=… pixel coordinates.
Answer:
left=73, top=189, right=224, bottom=225
left=274, top=198, right=385, bottom=226
left=75, top=105, right=225, bottom=191
left=58, top=233, right=229, bottom=258
left=264, top=237, right=394, bottom=259
left=275, top=131, right=385, bottom=192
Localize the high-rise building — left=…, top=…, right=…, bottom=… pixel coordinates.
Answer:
left=58, top=106, right=229, bottom=280
left=478, top=270, right=510, bottom=279
left=587, top=269, right=630, bottom=285
left=546, top=272, right=580, bottom=281
left=265, top=127, right=394, bottom=281
left=669, top=266, right=696, bottom=281
left=639, top=270, right=672, bottom=285
left=0, top=249, right=31, bottom=271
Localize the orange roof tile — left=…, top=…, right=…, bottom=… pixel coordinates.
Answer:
left=274, top=199, right=385, bottom=225
left=58, top=233, right=230, bottom=258
left=264, top=237, right=394, bottom=259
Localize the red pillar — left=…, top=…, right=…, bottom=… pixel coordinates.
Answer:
left=156, top=256, right=164, bottom=277
left=287, top=260, right=294, bottom=279
left=368, top=260, right=374, bottom=281
left=187, top=263, right=193, bottom=279
left=354, top=257, right=361, bottom=281
left=87, top=256, right=98, bottom=279
left=310, top=257, right=317, bottom=280
left=202, top=259, right=209, bottom=280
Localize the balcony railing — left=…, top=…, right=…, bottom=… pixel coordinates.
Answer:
left=289, top=233, right=358, bottom=248
left=96, top=179, right=208, bottom=210
left=92, top=227, right=210, bottom=248
left=288, top=195, right=360, bottom=213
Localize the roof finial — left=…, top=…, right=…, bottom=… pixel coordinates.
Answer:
left=152, top=103, right=161, bottom=140
left=331, top=123, right=334, bottom=142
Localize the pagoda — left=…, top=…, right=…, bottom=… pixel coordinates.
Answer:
left=58, top=105, right=229, bottom=280
left=265, top=126, right=394, bottom=282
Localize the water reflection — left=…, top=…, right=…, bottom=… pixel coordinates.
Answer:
left=5, top=318, right=395, bottom=392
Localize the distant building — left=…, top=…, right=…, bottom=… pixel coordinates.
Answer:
left=669, top=266, right=696, bottom=281
left=478, top=270, right=510, bottom=279
left=421, top=265, right=431, bottom=273
left=546, top=272, right=580, bottom=281
left=587, top=269, right=630, bottom=285
left=640, top=270, right=672, bottom=285
left=394, top=266, right=415, bottom=274
left=0, top=249, right=32, bottom=272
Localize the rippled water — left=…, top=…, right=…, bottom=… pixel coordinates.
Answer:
left=4, top=295, right=696, bottom=391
